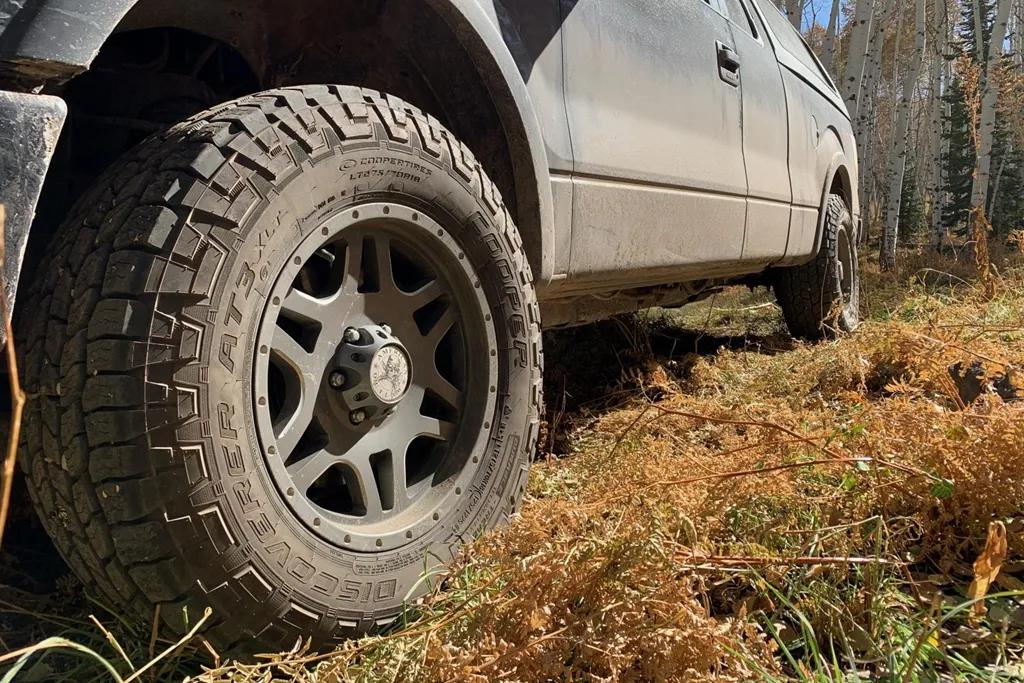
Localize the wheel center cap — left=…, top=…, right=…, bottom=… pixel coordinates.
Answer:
left=370, top=345, right=411, bottom=404
left=329, top=325, right=413, bottom=425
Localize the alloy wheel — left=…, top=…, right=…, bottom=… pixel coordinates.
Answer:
left=253, top=203, right=498, bottom=552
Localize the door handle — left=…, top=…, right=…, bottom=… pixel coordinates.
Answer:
left=717, top=41, right=741, bottom=86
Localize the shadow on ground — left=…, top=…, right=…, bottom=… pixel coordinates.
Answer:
left=541, top=295, right=792, bottom=456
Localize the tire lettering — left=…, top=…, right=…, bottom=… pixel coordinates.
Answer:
left=217, top=403, right=238, bottom=439
left=249, top=513, right=275, bottom=541
left=288, top=557, right=316, bottom=582
left=233, top=479, right=259, bottom=513
left=219, top=333, right=238, bottom=372
left=223, top=444, right=245, bottom=476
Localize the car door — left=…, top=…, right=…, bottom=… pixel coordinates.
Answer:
left=718, top=0, right=793, bottom=262
left=750, top=0, right=852, bottom=262
left=559, top=0, right=749, bottom=289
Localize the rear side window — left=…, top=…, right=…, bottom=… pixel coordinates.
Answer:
left=755, top=0, right=835, bottom=90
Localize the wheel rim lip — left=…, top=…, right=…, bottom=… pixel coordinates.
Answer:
left=252, top=202, right=498, bottom=553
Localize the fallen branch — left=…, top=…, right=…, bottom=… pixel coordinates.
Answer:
left=638, top=456, right=876, bottom=491
left=905, top=329, right=1013, bottom=368
left=678, top=553, right=897, bottom=568
left=648, top=402, right=935, bottom=481
left=0, top=204, right=26, bottom=551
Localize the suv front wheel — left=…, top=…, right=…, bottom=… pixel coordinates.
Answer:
left=18, top=86, right=542, bottom=652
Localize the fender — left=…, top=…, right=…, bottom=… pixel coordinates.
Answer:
left=420, top=0, right=556, bottom=288
left=819, top=124, right=860, bottom=249
left=0, top=0, right=137, bottom=78
left=812, top=127, right=858, bottom=259
left=0, top=0, right=557, bottom=286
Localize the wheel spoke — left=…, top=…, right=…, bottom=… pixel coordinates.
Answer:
left=404, top=279, right=444, bottom=313
left=343, top=234, right=364, bottom=294
left=421, top=366, right=461, bottom=409
left=419, top=415, right=457, bottom=442
left=425, top=305, right=456, bottom=348
left=344, top=450, right=387, bottom=521
left=286, top=449, right=336, bottom=494
left=385, top=390, right=451, bottom=443
left=376, top=395, right=452, bottom=508
left=389, top=450, right=411, bottom=509
left=270, top=328, right=309, bottom=374
left=282, top=289, right=327, bottom=324
left=274, top=393, right=316, bottom=460
left=405, top=337, right=462, bottom=410
left=269, top=326, right=331, bottom=459
left=404, top=473, right=433, bottom=505
left=373, top=236, right=396, bottom=294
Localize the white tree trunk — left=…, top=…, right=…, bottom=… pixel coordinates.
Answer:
left=855, top=0, right=892, bottom=224
left=842, top=0, right=876, bottom=112
left=988, top=151, right=1008, bottom=218
left=822, top=0, right=843, bottom=75
left=881, top=0, right=928, bottom=270
left=1013, top=2, right=1020, bottom=65
left=928, top=0, right=951, bottom=249
left=785, top=0, right=804, bottom=29
left=972, top=0, right=987, bottom=63
left=970, top=0, right=1015, bottom=225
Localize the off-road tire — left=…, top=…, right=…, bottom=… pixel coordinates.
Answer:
left=17, top=86, right=542, bottom=652
left=773, top=193, right=860, bottom=340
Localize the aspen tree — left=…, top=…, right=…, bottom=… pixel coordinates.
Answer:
left=881, top=0, right=929, bottom=269
left=970, top=0, right=1014, bottom=234
left=822, top=0, right=843, bottom=74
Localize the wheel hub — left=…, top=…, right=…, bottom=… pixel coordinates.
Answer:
left=328, top=324, right=413, bottom=426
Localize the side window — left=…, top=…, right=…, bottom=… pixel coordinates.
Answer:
left=720, top=0, right=759, bottom=38
left=755, top=0, right=836, bottom=90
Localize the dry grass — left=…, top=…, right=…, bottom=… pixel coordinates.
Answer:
left=3, top=247, right=1024, bottom=681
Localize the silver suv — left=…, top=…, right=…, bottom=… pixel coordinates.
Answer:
left=0, top=0, right=858, bottom=651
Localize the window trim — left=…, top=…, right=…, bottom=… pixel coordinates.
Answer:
left=723, top=0, right=762, bottom=40
left=704, top=0, right=761, bottom=42
left=748, top=0, right=849, bottom=118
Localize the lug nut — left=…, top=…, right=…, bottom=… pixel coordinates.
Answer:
left=329, top=371, right=346, bottom=389
left=343, top=327, right=360, bottom=343
left=350, top=409, right=367, bottom=425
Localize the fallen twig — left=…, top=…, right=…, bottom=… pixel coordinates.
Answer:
left=678, top=553, right=897, bottom=568
left=638, top=456, right=875, bottom=491
left=0, top=204, right=26, bottom=551
left=89, top=615, right=135, bottom=673
left=648, top=402, right=935, bottom=480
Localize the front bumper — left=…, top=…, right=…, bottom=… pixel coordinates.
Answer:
left=0, top=89, right=66, bottom=336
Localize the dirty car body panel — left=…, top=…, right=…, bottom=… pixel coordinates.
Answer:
left=0, top=0, right=858, bottom=325
left=559, top=0, right=749, bottom=293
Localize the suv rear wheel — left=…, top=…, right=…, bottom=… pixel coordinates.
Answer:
left=773, top=193, right=860, bottom=340
left=18, top=86, right=542, bottom=652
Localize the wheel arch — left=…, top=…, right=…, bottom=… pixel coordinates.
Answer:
left=2, top=0, right=555, bottom=286
left=813, top=127, right=857, bottom=255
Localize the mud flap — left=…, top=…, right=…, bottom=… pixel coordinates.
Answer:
left=0, top=90, right=66, bottom=338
